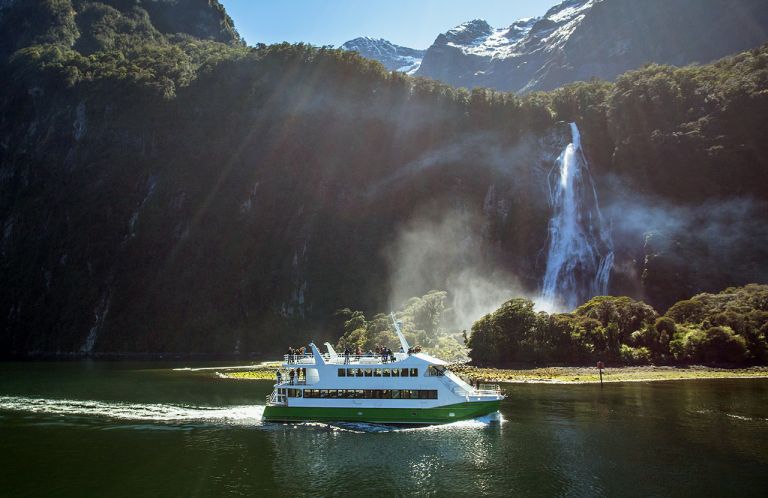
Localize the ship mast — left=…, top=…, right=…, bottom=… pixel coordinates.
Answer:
left=390, top=312, right=410, bottom=352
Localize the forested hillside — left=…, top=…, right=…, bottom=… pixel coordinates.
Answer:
left=468, top=284, right=768, bottom=366
left=0, top=0, right=766, bottom=356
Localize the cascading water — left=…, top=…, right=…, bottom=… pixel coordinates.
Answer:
left=540, top=122, right=614, bottom=311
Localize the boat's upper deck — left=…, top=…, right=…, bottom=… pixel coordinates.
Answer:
left=283, top=352, right=412, bottom=367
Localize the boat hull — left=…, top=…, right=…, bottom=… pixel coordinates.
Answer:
left=262, top=400, right=500, bottom=425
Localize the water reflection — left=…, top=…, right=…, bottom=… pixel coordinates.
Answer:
left=1, top=363, right=767, bottom=496
left=265, top=417, right=502, bottom=496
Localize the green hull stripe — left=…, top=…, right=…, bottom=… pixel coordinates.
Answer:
left=262, top=400, right=500, bottom=424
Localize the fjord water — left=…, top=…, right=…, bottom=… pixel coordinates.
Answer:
left=1, top=363, right=767, bottom=496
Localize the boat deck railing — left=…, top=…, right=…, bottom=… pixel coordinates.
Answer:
left=283, top=353, right=409, bottom=365
left=266, top=392, right=287, bottom=406
left=472, top=384, right=503, bottom=397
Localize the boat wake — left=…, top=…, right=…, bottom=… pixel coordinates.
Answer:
left=0, top=396, right=264, bottom=426
left=0, top=395, right=503, bottom=433
left=312, top=412, right=504, bottom=434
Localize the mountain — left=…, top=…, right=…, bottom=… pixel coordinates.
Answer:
left=412, top=0, right=768, bottom=92
left=339, top=37, right=424, bottom=74
left=0, top=0, right=766, bottom=356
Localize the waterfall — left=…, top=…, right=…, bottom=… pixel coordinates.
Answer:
left=540, top=122, right=614, bottom=311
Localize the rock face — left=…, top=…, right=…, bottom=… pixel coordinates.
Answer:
left=0, top=0, right=241, bottom=59
left=340, top=37, right=425, bottom=74
left=414, top=0, right=768, bottom=92
left=1, top=0, right=766, bottom=356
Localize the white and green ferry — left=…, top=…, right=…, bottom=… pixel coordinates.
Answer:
left=263, top=316, right=503, bottom=425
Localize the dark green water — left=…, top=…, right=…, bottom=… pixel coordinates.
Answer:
left=1, top=362, right=767, bottom=497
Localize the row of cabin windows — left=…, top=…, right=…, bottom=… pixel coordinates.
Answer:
left=338, top=368, right=418, bottom=378
left=286, top=389, right=438, bottom=400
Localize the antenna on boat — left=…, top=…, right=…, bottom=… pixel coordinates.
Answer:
left=390, top=312, right=410, bottom=352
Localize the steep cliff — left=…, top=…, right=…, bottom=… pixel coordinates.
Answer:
left=1, top=1, right=766, bottom=356
left=414, top=0, right=768, bottom=92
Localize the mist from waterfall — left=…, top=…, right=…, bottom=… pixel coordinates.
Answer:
left=540, top=122, right=614, bottom=312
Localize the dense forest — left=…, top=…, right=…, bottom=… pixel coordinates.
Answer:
left=469, top=284, right=768, bottom=366
left=335, top=284, right=768, bottom=367
left=0, top=0, right=766, bottom=356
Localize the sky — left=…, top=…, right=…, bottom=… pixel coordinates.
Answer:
left=219, top=0, right=561, bottom=49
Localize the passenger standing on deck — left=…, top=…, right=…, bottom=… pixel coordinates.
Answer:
left=344, top=347, right=350, bottom=364
left=289, top=369, right=295, bottom=385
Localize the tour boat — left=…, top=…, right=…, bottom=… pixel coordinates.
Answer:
left=263, top=315, right=504, bottom=425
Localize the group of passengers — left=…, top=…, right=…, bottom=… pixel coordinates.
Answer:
left=286, top=346, right=307, bottom=363
left=284, top=367, right=306, bottom=385
left=376, top=345, right=396, bottom=363
left=340, top=344, right=398, bottom=364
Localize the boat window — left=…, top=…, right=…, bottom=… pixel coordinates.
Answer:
left=410, top=368, right=418, bottom=377
left=383, top=369, right=391, bottom=377
left=374, top=369, right=382, bottom=377
left=356, top=368, right=364, bottom=377
left=401, top=368, right=409, bottom=377
left=307, top=388, right=439, bottom=399
left=338, top=368, right=345, bottom=377
left=364, top=369, right=373, bottom=377
left=390, top=368, right=399, bottom=377
left=347, top=368, right=355, bottom=377
left=427, top=366, right=443, bottom=376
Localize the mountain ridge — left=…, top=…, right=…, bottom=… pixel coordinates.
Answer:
left=341, top=0, right=768, bottom=92
left=1, top=0, right=766, bottom=356
left=340, top=37, right=424, bottom=74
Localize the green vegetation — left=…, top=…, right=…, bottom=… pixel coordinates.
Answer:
left=0, top=0, right=766, bottom=355
left=468, top=284, right=768, bottom=367
left=447, top=364, right=768, bottom=384
left=335, top=291, right=469, bottom=362
left=222, top=364, right=279, bottom=380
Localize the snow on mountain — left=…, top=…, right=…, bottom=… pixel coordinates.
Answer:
left=341, top=0, right=768, bottom=93
left=443, top=18, right=536, bottom=58
left=340, top=37, right=425, bottom=74
left=416, top=0, right=768, bottom=93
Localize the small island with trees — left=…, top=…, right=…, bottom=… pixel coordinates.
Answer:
left=229, top=283, right=768, bottom=384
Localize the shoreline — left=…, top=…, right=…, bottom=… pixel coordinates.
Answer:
left=447, top=365, right=768, bottom=384
left=220, top=364, right=768, bottom=384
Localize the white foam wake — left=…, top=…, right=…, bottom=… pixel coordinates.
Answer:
left=0, top=396, right=264, bottom=425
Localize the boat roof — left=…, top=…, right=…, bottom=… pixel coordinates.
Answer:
left=412, top=352, right=448, bottom=366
